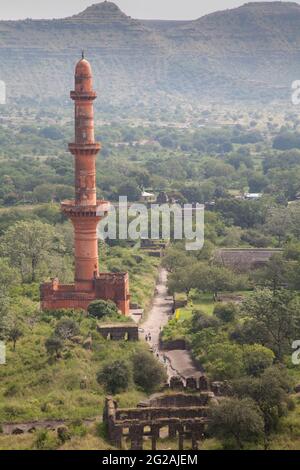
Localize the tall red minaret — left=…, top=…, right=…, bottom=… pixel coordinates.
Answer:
left=62, top=53, right=109, bottom=292
left=41, top=55, right=130, bottom=315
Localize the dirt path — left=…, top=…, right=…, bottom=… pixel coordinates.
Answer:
left=139, top=268, right=201, bottom=381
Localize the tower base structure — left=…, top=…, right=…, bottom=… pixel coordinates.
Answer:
left=40, top=273, right=130, bottom=315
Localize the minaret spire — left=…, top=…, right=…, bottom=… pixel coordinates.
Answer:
left=63, top=57, right=107, bottom=290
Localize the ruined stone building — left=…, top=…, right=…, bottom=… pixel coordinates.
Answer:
left=41, top=56, right=130, bottom=315
left=213, top=248, right=283, bottom=273
left=104, top=391, right=214, bottom=450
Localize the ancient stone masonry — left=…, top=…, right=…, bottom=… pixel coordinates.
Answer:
left=103, top=392, right=216, bottom=450
left=40, top=56, right=130, bottom=315
left=97, top=323, right=139, bottom=341
left=213, top=248, right=283, bottom=273
left=169, top=375, right=210, bottom=392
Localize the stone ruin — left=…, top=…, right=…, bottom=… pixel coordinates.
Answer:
left=213, top=248, right=283, bottom=274
left=103, top=383, right=218, bottom=450
left=97, top=323, right=139, bottom=341
left=169, top=375, right=209, bottom=392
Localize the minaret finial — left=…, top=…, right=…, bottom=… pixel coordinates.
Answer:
left=82, top=50, right=85, bottom=60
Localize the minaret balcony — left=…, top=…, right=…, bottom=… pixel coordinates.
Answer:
left=70, top=91, right=97, bottom=101
left=68, top=142, right=101, bottom=155
left=61, top=200, right=110, bottom=218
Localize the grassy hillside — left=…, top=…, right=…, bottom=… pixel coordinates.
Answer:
left=1, top=1, right=300, bottom=103
left=0, top=240, right=162, bottom=450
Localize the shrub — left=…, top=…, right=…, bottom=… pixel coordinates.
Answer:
left=45, top=335, right=64, bottom=359
left=205, top=342, right=244, bottom=380
left=70, top=420, right=87, bottom=438
left=88, top=300, right=119, bottom=319
left=190, top=310, right=219, bottom=332
left=230, top=318, right=269, bottom=346
left=97, top=360, right=130, bottom=394
left=57, top=425, right=71, bottom=444
left=41, top=308, right=85, bottom=321
left=232, top=366, right=291, bottom=438
left=4, top=383, right=20, bottom=397
left=242, top=344, right=275, bottom=377
left=34, top=430, right=58, bottom=450
left=209, top=398, right=264, bottom=449
left=54, top=318, right=80, bottom=340
left=213, top=302, right=237, bottom=323
left=132, top=351, right=167, bottom=393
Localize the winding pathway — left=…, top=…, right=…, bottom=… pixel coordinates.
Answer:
left=139, top=268, right=202, bottom=381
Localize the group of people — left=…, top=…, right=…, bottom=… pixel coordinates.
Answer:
left=143, top=330, right=170, bottom=375
left=145, top=333, right=152, bottom=342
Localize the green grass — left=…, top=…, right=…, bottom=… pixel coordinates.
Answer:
left=161, top=293, right=217, bottom=342
left=177, top=291, right=252, bottom=321
left=0, top=427, right=223, bottom=451
left=0, top=326, right=148, bottom=423
left=0, top=245, right=160, bottom=427
left=0, top=245, right=161, bottom=448
left=177, top=293, right=215, bottom=320
left=268, top=397, right=300, bottom=450
left=102, top=246, right=160, bottom=311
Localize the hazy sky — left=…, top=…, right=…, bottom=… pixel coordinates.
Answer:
left=0, top=0, right=296, bottom=21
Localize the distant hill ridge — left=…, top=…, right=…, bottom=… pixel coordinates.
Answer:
left=1, top=1, right=300, bottom=104
left=67, top=1, right=131, bottom=22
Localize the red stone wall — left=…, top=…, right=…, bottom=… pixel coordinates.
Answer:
left=40, top=274, right=130, bottom=315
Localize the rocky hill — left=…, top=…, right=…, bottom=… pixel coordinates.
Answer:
left=1, top=1, right=300, bottom=105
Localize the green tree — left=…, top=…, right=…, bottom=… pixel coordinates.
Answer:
left=265, top=208, right=291, bottom=247
left=215, top=199, right=265, bottom=229
left=97, top=360, right=130, bottom=394
left=230, top=318, right=270, bottom=347
left=167, top=264, right=197, bottom=295
left=190, top=310, right=219, bottom=333
left=167, top=262, right=241, bottom=298
left=162, top=247, right=190, bottom=273
left=33, top=184, right=55, bottom=203
left=242, top=344, right=275, bottom=377
left=132, top=350, right=167, bottom=393
left=213, top=302, right=237, bottom=323
left=253, top=254, right=288, bottom=294
left=45, top=335, right=64, bottom=360
left=273, top=131, right=300, bottom=151
left=242, top=289, right=300, bottom=360
left=39, top=126, right=64, bottom=140
left=0, top=220, right=57, bottom=282
left=209, top=398, right=264, bottom=449
left=0, top=259, right=20, bottom=291
left=7, top=325, right=23, bottom=351
left=54, top=318, right=80, bottom=340
left=205, top=342, right=244, bottom=380
left=204, top=266, right=243, bottom=299
left=232, top=366, right=291, bottom=447
left=88, top=300, right=119, bottom=319
left=117, top=181, right=140, bottom=202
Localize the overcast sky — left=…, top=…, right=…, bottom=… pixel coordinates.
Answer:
left=0, top=0, right=296, bottom=21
